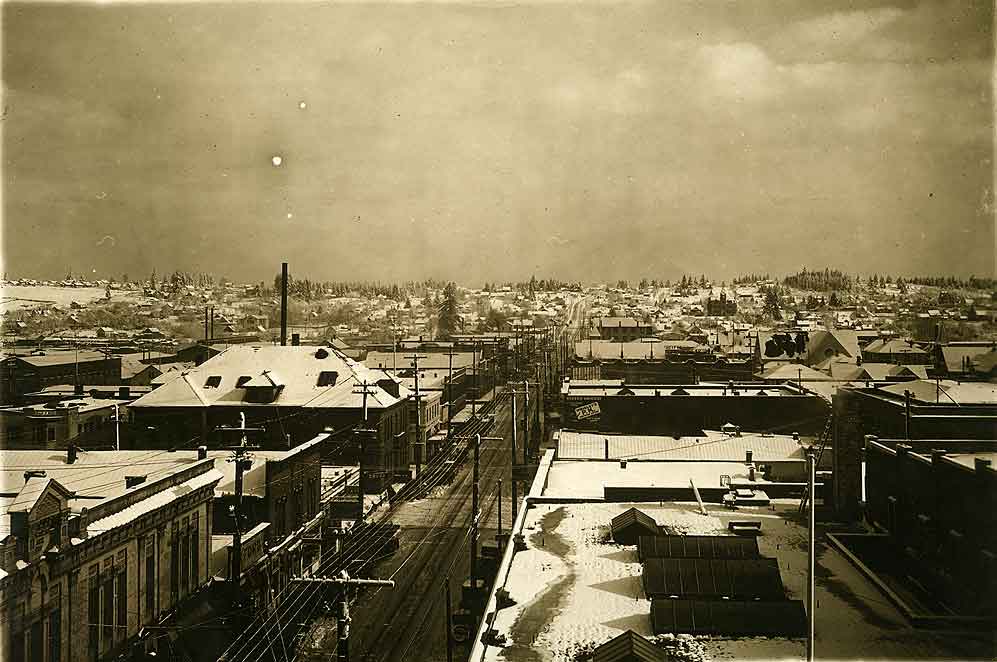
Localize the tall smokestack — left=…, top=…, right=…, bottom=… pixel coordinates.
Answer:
left=280, top=262, right=288, bottom=346
left=204, top=306, right=209, bottom=341
left=210, top=307, right=215, bottom=340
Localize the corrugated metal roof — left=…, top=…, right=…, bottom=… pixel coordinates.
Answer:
left=557, top=430, right=807, bottom=462
left=87, top=468, right=222, bottom=535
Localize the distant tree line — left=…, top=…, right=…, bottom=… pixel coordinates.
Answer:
left=262, top=276, right=448, bottom=302
left=782, top=268, right=853, bottom=292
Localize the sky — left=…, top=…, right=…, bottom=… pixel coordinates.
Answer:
left=2, top=0, right=994, bottom=284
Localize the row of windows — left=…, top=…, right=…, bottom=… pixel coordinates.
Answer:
left=9, top=608, right=60, bottom=662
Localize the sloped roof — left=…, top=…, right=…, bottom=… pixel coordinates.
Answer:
left=757, top=364, right=833, bottom=382
left=864, top=338, right=928, bottom=355
left=805, top=329, right=861, bottom=365
left=131, top=344, right=404, bottom=410
left=942, top=345, right=997, bottom=373
left=592, top=630, right=665, bottom=662
left=611, top=507, right=658, bottom=544
left=878, top=379, right=997, bottom=405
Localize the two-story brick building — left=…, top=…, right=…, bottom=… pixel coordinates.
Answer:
left=2, top=352, right=121, bottom=405
left=0, top=451, right=222, bottom=662
left=832, top=380, right=997, bottom=519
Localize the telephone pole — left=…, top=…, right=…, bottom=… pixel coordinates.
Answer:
left=291, top=571, right=394, bottom=662
left=806, top=448, right=816, bottom=662
left=353, top=381, right=380, bottom=522
left=446, top=345, right=456, bottom=440
left=406, top=354, right=427, bottom=478
left=216, top=411, right=263, bottom=584
left=522, top=379, right=530, bottom=464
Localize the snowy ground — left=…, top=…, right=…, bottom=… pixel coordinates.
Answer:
left=543, top=461, right=755, bottom=498
left=483, top=499, right=991, bottom=662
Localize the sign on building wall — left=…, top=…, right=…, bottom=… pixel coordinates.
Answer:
left=574, top=402, right=601, bottom=421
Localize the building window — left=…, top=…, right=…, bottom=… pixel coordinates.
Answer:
left=12, top=629, right=26, bottom=662
left=102, top=559, right=114, bottom=651
left=115, top=551, right=127, bottom=642
left=170, top=523, right=180, bottom=606
left=47, top=428, right=55, bottom=441
left=48, top=609, right=61, bottom=662
left=88, top=566, right=99, bottom=662
left=190, top=512, right=200, bottom=589
left=30, top=620, right=43, bottom=662
left=145, top=535, right=156, bottom=619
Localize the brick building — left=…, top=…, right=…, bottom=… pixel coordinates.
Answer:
left=864, top=438, right=996, bottom=618
left=832, top=381, right=997, bottom=519
left=128, top=345, right=410, bottom=493
left=2, top=352, right=121, bottom=405
left=594, top=318, right=654, bottom=342
left=0, top=452, right=221, bottom=662
left=0, top=397, right=131, bottom=450
left=561, top=379, right=829, bottom=436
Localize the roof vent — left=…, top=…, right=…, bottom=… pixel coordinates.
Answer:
left=204, top=375, right=221, bottom=388
left=317, top=371, right=338, bottom=387
left=315, top=348, right=330, bottom=359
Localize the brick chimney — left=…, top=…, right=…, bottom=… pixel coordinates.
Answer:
left=118, top=386, right=130, bottom=399
left=197, top=445, right=208, bottom=460
left=67, top=443, right=77, bottom=464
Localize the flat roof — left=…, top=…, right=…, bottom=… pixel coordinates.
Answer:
left=562, top=381, right=802, bottom=398
left=484, top=495, right=989, bottom=661
left=557, top=430, right=810, bottom=463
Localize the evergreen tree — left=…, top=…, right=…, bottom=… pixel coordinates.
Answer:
left=437, top=282, right=461, bottom=339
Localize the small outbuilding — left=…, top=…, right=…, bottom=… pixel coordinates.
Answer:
left=592, top=630, right=666, bottom=662
left=611, top=507, right=659, bottom=545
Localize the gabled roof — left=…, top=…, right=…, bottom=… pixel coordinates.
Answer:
left=611, top=507, right=659, bottom=544
left=130, top=344, right=405, bottom=410
left=592, top=630, right=665, bottom=662
left=8, top=478, right=72, bottom=514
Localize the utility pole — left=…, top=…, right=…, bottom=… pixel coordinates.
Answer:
left=217, top=412, right=263, bottom=585
left=471, top=433, right=480, bottom=582
left=471, top=341, right=479, bottom=419
left=291, top=571, right=394, bottom=662
left=497, top=479, right=503, bottom=549
left=445, top=583, right=454, bottom=662
left=280, top=262, right=288, bottom=346
left=522, top=379, right=530, bottom=465
left=353, top=381, right=379, bottom=522
left=112, top=403, right=121, bottom=451
left=406, top=354, right=427, bottom=478
left=510, top=385, right=518, bottom=465
left=806, top=448, right=816, bottom=662
left=445, top=345, right=456, bottom=441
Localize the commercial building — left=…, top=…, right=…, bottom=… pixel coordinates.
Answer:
left=594, top=318, right=654, bottom=342
left=2, top=352, right=122, bottom=404
left=468, top=446, right=991, bottom=662
left=561, top=379, right=829, bottom=436
left=0, top=450, right=222, bottom=662
left=128, top=344, right=411, bottom=493
left=0, top=397, right=131, bottom=450
left=832, top=381, right=997, bottom=519
left=862, top=438, right=996, bottom=620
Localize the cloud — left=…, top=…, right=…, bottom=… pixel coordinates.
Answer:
left=694, top=42, right=783, bottom=103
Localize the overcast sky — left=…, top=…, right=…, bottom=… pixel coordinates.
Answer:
left=2, top=0, right=993, bottom=284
